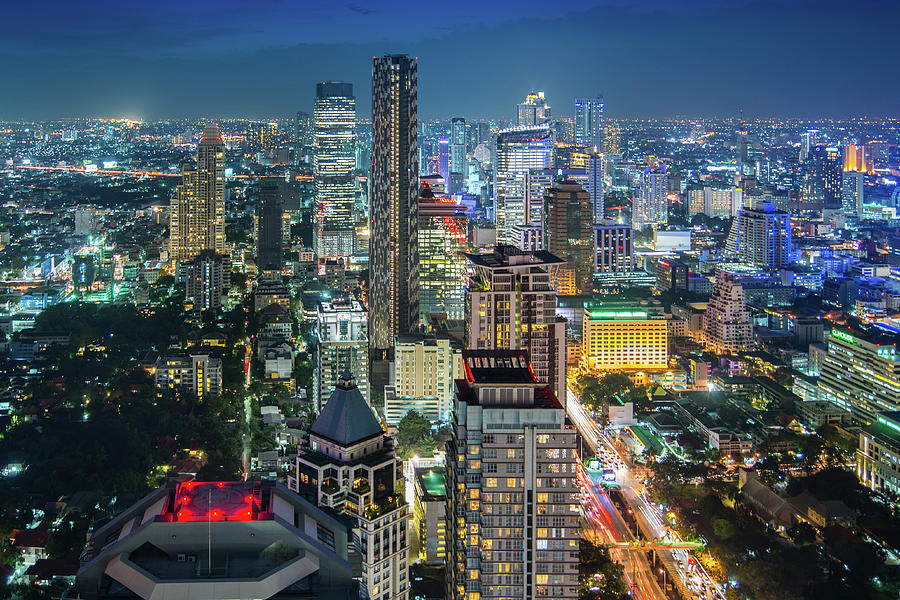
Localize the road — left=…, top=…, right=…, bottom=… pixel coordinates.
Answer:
left=568, top=388, right=726, bottom=600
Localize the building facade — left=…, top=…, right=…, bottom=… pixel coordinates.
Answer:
left=257, top=178, right=284, bottom=272
left=185, top=250, right=229, bottom=311
left=316, top=296, right=369, bottom=410
left=370, top=55, right=420, bottom=353
left=446, top=350, right=579, bottom=600
left=417, top=187, right=468, bottom=323
left=154, top=353, right=222, bottom=398
left=632, top=165, right=668, bottom=231
left=574, top=96, right=604, bottom=151
left=701, top=273, right=753, bottom=354
left=581, top=306, right=668, bottom=373
left=733, top=203, right=792, bottom=268
left=465, top=245, right=567, bottom=407
left=384, top=334, right=462, bottom=425
left=495, top=126, right=554, bottom=244
left=543, top=180, right=593, bottom=295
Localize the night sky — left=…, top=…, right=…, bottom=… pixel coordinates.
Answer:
left=1, top=0, right=897, bottom=121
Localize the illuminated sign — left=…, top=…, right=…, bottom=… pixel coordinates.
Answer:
left=831, top=329, right=855, bottom=344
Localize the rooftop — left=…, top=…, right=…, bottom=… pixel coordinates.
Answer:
left=310, top=372, right=383, bottom=447
left=416, top=468, right=447, bottom=501
left=462, top=350, right=539, bottom=385
left=465, top=245, right=563, bottom=270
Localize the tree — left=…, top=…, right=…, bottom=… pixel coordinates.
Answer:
left=395, top=410, right=437, bottom=460
left=579, top=538, right=630, bottom=600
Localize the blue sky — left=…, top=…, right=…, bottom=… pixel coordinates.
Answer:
left=0, top=0, right=896, bottom=120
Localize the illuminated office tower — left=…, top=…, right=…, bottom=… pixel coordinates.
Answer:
left=581, top=305, right=668, bottom=373
left=525, top=168, right=555, bottom=233
left=446, top=350, right=579, bottom=600
left=701, top=272, right=753, bottom=354
left=733, top=203, right=792, bottom=268
left=842, top=144, right=868, bottom=222
left=587, top=152, right=604, bottom=223
left=450, top=117, right=466, bottom=177
left=371, top=54, right=420, bottom=353
left=169, top=126, right=226, bottom=262
left=418, top=187, right=468, bottom=323
left=290, top=371, right=409, bottom=600
left=465, top=245, right=567, bottom=407
left=632, top=164, right=668, bottom=231
left=594, top=220, right=633, bottom=275
left=803, top=145, right=842, bottom=208
left=543, top=180, right=593, bottom=295
left=574, top=96, right=604, bottom=150
left=257, top=178, right=284, bottom=272
left=818, top=327, right=900, bottom=425
left=314, top=81, right=357, bottom=259
left=185, top=250, right=229, bottom=312
left=516, top=91, right=551, bottom=126
left=495, top=125, right=554, bottom=244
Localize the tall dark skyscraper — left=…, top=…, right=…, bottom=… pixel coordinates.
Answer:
left=574, top=95, right=604, bottom=151
left=370, top=54, right=419, bottom=353
left=257, top=178, right=284, bottom=272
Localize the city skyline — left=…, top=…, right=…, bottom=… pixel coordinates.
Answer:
left=2, top=0, right=900, bottom=120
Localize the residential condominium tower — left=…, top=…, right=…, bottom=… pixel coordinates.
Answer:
left=314, top=81, right=357, bottom=259
left=465, top=245, right=567, bottom=407
left=632, top=164, right=668, bottom=231
left=494, top=125, right=554, bottom=244
left=446, top=350, right=579, bottom=600
left=169, top=126, right=226, bottom=262
left=370, top=54, right=420, bottom=353
left=574, top=96, right=604, bottom=151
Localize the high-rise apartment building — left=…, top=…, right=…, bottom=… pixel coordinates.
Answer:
left=316, top=296, right=369, bottom=410
left=581, top=305, right=668, bottom=372
left=465, top=245, right=567, bottom=406
left=733, top=203, right=792, bottom=268
left=594, top=220, right=633, bottom=275
left=418, top=187, right=468, bottom=323
left=800, top=128, right=818, bottom=161
left=438, top=138, right=450, bottom=185
left=169, top=126, right=226, bottom=262
left=185, top=250, right=229, bottom=311
left=632, top=165, right=668, bottom=231
left=701, top=273, right=753, bottom=354
left=574, top=96, right=604, bottom=150
left=384, top=334, right=462, bottom=425
left=818, top=327, right=900, bottom=425
left=257, top=178, right=284, bottom=272
left=314, top=81, right=357, bottom=259
left=516, top=91, right=551, bottom=126
left=495, top=126, right=554, bottom=244
left=290, top=372, right=409, bottom=600
left=543, top=180, right=593, bottom=295
left=687, top=186, right=740, bottom=219
left=446, top=350, right=579, bottom=600
left=842, top=171, right=865, bottom=222
left=371, top=55, right=420, bottom=353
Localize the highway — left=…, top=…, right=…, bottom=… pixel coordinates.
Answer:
left=568, top=388, right=726, bottom=600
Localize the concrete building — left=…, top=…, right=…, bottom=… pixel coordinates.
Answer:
left=257, top=178, right=284, bottom=272
left=465, top=245, right=568, bottom=407
left=289, top=372, right=410, bottom=600
left=632, top=165, right=667, bottom=231
left=732, top=203, right=792, bottom=268
left=858, top=411, right=900, bottom=496
left=384, top=334, right=462, bottom=425
left=316, top=296, right=368, bottom=410
left=72, top=480, right=355, bottom=600
left=154, top=353, right=222, bottom=399
left=593, top=220, right=633, bottom=275
left=702, top=273, right=753, bottom=354
left=413, top=467, right=447, bottom=566
left=516, top=91, right=551, bottom=126
left=574, top=96, right=604, bottom=151
left=818, top=327, right=900, bottom=424
left=169, top=126, right=226, bottom=262
left=370, top=55, right=420, bottom=354
left=417, top=188, right=468, bottom=323
left=185, top=250, right=229, bottom=312
left=543, top=180, right=593, bottom=295
left=446, top=350, right=579, bottom=600
left=494, top=126, right=554, bottom=244
left=581, top=305, right=668, bottom=373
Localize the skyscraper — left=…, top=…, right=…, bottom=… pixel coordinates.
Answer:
left=495, top=125, right=554, bottom=244
left=185, top=250, right=230, bottom=312
left=417, top=186, right=468, bottom=323
left=574, top=96, right=604, bottom=150
left=702, top=272, right=753, bottom=354
left=314, top=81, right=357, bottom=260
left=803, top=145, right=842, bottom=209
left=733, top=203, right=792, bottom=268
left=169, top=126, right=226, bottom=262
left=842, top=144, right=868, bottom=222
left=438, top=138, right=450, bottom=184
left=450, top=117, right=466, bottom=178
left=586, top=152, right=604, bottom=223
left=256, top=178, right=283, bottom=272
left=371, top=55, right=420, bottom=353
left=465, top=245, right=567, bottom=406
left=632, top=164, right=668, bottom=231
left=446, top=350, right=579, bottom=600
left=315, top=296, right=369, bottom=410
left=516, top=91, right=551, bottom=126
left=543, top=180, right=593, bottom=295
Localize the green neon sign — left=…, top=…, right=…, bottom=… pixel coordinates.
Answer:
left=832, top=330, right=855, bottom=344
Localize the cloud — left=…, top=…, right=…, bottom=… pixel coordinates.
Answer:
left=347, top=4, right=377, bottom=15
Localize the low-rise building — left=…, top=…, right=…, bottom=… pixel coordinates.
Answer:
left=413, top=467, right=447, bottom=566
left=153, top=353, right=222, bottom=398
